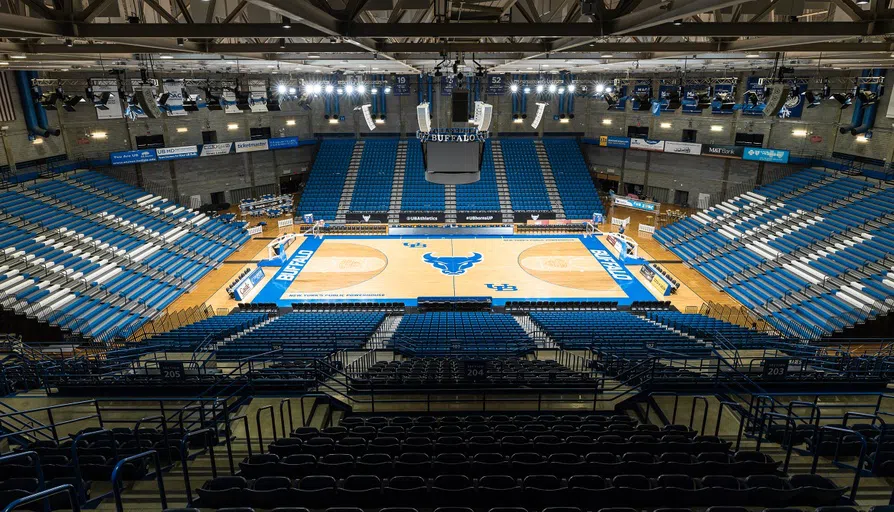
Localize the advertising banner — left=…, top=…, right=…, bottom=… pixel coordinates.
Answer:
left=162, top=79, right=186, bottom=116
left=199, top=143, right=233, bottom=157
left=599, top=135, right=631, bottom=149
left=663, top=141, right=702, bottom=155
left=399, top=212, right=445, bottom=223
left=743, top=147, right=790, bottom=163
left=393, top=75, right=412, bottom=96
left=233, top=267, right=265, bottom=301
left=630, top=138, right=665, bottom=152
left=90, top=80, right=123, bottom=120
left=110, top=149, right=157, bottom=166
left=346, top=212, right=388, bottom=223
left=612, top=194, right=659, bottom=212
left=268, top=137, right=299, bottom=150
left=457, top=211, right=500, bottom=223
left=702, top=144, right=744, bottom=158
left=235, top=139, right=269, bottom=153
left=156, top=145, right=198, bottom=161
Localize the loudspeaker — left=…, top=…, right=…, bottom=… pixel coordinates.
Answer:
left=474, top=102, right=493, bottom=131
left=416, top=102, right=431, bottom=133
left=763, top=85, right=791, bottom=116
left=361, top=104, right=376, bottom=130
left=134, top=88, right=162, bottom=118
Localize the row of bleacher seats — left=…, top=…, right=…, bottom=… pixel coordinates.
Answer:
left=402, top=139, right=445, bottom=212
left=216, top=311, right=386, bottom=360
left=169, top=507, right=861, bottom=512
left=144, top=312, right=269, bottom=351
left=501, top=139, right=552, bottom=212
left=542, top=139, right=602, bottom=220
left=70, top=171, right=249, bottom=246
left=654, top=167, right=893, bottom=339
left=350, top=139, right=397, bottom=213
left=645, top=312, right=784, bottom=349
left=456, top=140, right=501, bottom=213
left=529, top=311, right=712, bottom=358
left=391, top=312, right=533, bottom=356
left=297, top=139, right=355, bottom=221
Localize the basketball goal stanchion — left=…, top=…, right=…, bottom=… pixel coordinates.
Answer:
left=268, top=233, right=299, bottom=262
left=301, top=220, right=324, bottom=239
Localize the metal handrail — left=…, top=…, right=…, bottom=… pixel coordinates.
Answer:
left=2, top=484, right=80, bottom=512
left=110, top=450, right=167, bottom=512
left=755, top=412, right=797, bottom=473
left=810, top=425, right=865, bottom=502
left=180, top=427, right=218, bottom=507
left=256, top=405, right=277, bottom=453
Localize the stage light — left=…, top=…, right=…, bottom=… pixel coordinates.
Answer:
left=384, top=86, right=391, bottom=94
left=336, top=87, right=344, bottom=95
left=325, top=84, right=334, bottom=94
left=279, top=38, right=286, bottom=49
left=568, top=84, right=576, bottom=93
left=345, top=84, right=354, bottom=94
left=548, top=83, right=557, bottom=93
left=371, top=87, right=378, bottom=94
left=604, top=86, right=613, bottom=93
left=831, top=92, right=852, bottom=108
left=523, top=87, right=531, bottom=94
left=536, top=84, right=545, bottom=93
left=282, top=17, right=291, bottom=28
left=856, top=88, right=879, bottom=105
left=357, top=84, right=366, bottom=94
left=558, top=87, right=565, bottom=94
left=288, top=87, right=297, bottom=95
left=673, top=18, right=683, bottom=25
left=65, top=39, right=73, bottom=47
left=510, top=83, right=519, bottom=93
left=277, top=84, right=287, bottom=94
left=595, top=83, right=605, bottom=93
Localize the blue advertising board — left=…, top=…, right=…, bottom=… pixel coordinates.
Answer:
left=743, top=147, right=790, bottom=164
left=233, top=267, right=266, bottom=301
left=110, top=149, right=157, bottom=166
left=599, top=135, right=631, bottom=149
left=268, top=136, right=300, bottom=150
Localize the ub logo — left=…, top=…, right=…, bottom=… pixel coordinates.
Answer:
left=403, top=242, right=428, bottom=248
left=422, top=252, right=483, bottom=276
left=486, top=283, right=518, bottom=292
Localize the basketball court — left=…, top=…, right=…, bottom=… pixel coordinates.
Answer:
left=250, top=234, right=657, bottom=306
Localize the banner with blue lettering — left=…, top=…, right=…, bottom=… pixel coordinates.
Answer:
left=631, top=83, right=652, bottom=111
left=742, top=76, right=766, bottom=116
left=778, top=82, right=805, bottom=119
left=441, top=75, right=456, bottom=96
left=743, top=147, right=790, bottom=163
left=268, top=137, right=299, bottom=150
left=393, top=75, right=411, bottom=96
left=156, top=145, right=198, bottom=161
left=486, top=74, right=505, bottom=96
left=682, top=84, right=710, bottom=114
left=711, top=84, right=735, bottom=115
left=609, top=86, right=628, bottom=111
left=110, top=149, right=157, bottom=166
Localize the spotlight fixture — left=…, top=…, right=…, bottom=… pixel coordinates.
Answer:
left=279, top=38, right=286, bottom=49
left=831, top=92, right=853, bottom=109
left=548, top=83, right=557, bottom=93
left=536, top=84, right=545, bottom=93
left=558, top=86, right=565, bottom=94
left=523, top=87, right=531, bottom=94
left=804, top=90, right=822, bottom=108
left=673, top=18, right=683, bottom=25
left=357, top=84, right=366, bottom=94
left=856, top=88, right=879, bottom=105
left=325, top=84, right=334, bottom=94
left=510, top=83, right=519, bottom=93
left=65, top=39, right=73, bottom=47
left=345, top=84, right=354, bottom=95
left=568, top=84, right=576, bottom=93
left=595, top=83, right=605, bottom=93
left=282, top=17, right=291, bottom=28
left=384, top=86, right=391, bottom=94
left=603, top=91, right=619, bottom=106
left=277, top=84, right=287, bottom=94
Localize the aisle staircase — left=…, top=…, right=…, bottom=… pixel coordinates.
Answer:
left=490, top=141, right=516, bottom=224
left=387, top=141, right=407, bottom=224
left=444, top=185, right=457, bottom=224
left=534, top=140, right=566, bottom=219
left=335, top=141, right=365, bottom=223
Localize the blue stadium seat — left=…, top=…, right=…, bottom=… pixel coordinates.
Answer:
left=456, top=140, right=501, bottom=213
left=350, top=139, right=397, bottom=213
left=543, top=139, right=603, bottom=220
left=501, top=139, right=551, bottom=212
left=401, top=139, right=445, bottom=212
left=390, top=312, right=533, bottom=356
left=297, top=139, right=356, bottom=221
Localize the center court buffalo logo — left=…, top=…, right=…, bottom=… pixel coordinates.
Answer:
left=422, top=252, right=483, bottom=276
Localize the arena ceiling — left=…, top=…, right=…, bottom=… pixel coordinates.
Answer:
left=0, top=0, right=893, bottom=74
